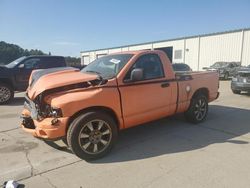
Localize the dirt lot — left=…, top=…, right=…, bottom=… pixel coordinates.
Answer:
left=0, top=81, right=250, bottom=188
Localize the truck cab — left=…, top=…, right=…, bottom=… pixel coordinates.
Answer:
left=0, top=55, right=66, bottom=104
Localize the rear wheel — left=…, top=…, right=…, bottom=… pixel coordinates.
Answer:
left=0, top=83, right=14, bottom=105
left=232, top=89, right=241, bottom=94
left=185, top=95, right=208, bottom=123
left=67, top=111, right=118, bottom=160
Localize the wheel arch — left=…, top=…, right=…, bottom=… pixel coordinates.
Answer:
left=192, top=87, right=209, bottom=100
left=66, top=106, right=121, bottom=133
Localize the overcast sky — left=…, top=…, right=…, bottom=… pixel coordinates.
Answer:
left=0, top=0, right=250, bottom=57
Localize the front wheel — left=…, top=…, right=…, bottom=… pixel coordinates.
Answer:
left=185, top=95, right=208, bottom=123
left=0, top=83, right=14, bottom=105
left=67, top=111, right=118, bottom=160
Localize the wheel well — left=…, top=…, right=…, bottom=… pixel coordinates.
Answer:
left=192, top=88, right=209, bottom=99
left=0, top=78, right=13, bottom=89
left=66, top=106, right=120, bottom=133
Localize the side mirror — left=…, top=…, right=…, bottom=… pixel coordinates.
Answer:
left=18, top=64, right=25, bottom=68
left=131, top=68, right=143, bottom=81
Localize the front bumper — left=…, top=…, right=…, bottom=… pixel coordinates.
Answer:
left=231, top=82, right=250, bottom=91
left=21, top=108, right=69, bottom=140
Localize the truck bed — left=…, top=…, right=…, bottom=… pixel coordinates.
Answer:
left=175, top=71, right=219, bottom=114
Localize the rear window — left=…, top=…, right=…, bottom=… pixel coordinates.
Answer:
left=40, top=57, right=66, bottom=68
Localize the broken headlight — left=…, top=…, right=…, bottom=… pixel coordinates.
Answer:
left=51, top=107, right=63, bottom=118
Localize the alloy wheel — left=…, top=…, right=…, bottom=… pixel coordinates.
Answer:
left=0, top=86, right=11, bottom=103
left=194, top=98, right=207, bottom=121
left=78, top=119, right=112, bottom=154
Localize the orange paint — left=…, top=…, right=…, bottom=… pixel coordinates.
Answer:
left=21, top=50, right=219, bottom=140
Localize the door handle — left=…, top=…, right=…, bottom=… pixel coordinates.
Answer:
left=161, top=82, right=170, bottom=88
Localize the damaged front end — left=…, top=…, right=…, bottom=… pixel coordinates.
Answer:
left=22, top=93, right=59, bottom=130
left=22, top=77, right=107, bottom=129
left=23, top=93, right=62, bottom=121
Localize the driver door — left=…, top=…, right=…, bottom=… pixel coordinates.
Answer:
left=118, top=54, right=173, bottom=128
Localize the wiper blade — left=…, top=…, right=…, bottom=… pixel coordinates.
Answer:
left=86, top=70, right=101, bottom=75
left=85, top=70, right=108, bottom=85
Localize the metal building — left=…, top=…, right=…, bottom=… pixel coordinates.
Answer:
left=80, top=28, right=250, bottom=70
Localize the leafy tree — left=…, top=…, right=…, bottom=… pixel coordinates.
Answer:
left=0, top=41, right=82, bottom=68
left=0, top=41, right=45, bottom=64
left=64, top=56, right=81, bottom=68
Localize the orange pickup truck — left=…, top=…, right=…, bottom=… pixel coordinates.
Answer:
left=21, top=50, right=219, bottom=160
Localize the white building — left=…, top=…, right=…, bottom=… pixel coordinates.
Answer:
left=80, top=28, right=250, bottom=70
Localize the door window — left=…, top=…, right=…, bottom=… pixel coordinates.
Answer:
left=124, top=54, right=164, bottom=81
left=21, top=58, right=41, bottom=69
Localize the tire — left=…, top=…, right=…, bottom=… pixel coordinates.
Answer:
left=232, top=89, right=241, bottom=94
left=0, top=83, right=14, bottom=105
left=224, top=72, right=229, bottom=80
left=67, top=111, right=118, bottom=160
left=185, top=94, right=208, bottom=124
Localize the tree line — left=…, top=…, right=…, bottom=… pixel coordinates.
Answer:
left=0, top=41, right=81, bottom=67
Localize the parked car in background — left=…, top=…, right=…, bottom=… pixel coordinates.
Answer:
left=231, top=65, right=250, bottom=94
left=21, top=50, right=219, bottom=160
left=172, top=63, right=192, bottom=72
left=203, top=62, right=240, bottom=80
left=0, top=55, right=67, bottom=104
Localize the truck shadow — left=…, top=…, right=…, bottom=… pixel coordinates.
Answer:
left=91, top=105, right=250, bottom=163
left=5, top=96, right=25, bottom=106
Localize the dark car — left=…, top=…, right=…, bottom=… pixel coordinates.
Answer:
left=0, top=55, right=66, bottom=104
left=231, top=65, right=250, bottom=94
left=172, top=63, right=192, bottom=72
left=203, top=62, right=240, bottom=80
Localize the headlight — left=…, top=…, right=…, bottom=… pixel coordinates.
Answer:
left=51, top=107, right=63, bottom=118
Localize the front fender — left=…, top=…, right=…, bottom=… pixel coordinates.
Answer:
left=44, top=87, right=123, bottom=127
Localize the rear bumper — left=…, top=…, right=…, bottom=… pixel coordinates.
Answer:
left=231, top=82, right=250, bottom=91
left=21, top=109, right=69, bottom=140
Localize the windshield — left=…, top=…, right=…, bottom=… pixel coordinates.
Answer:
left=81, top=54, right=134, bottom=79
left=211, top=62, right=228, bottom=68
left=5, top=56, right=26, bottom=68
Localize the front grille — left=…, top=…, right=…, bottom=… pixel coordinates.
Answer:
left=237, top=76, right=250, bottom=83
left=24, top=94, right=39, bottom=120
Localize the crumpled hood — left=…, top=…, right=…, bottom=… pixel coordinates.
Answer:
left=27, top=67, right=99, bottom=100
